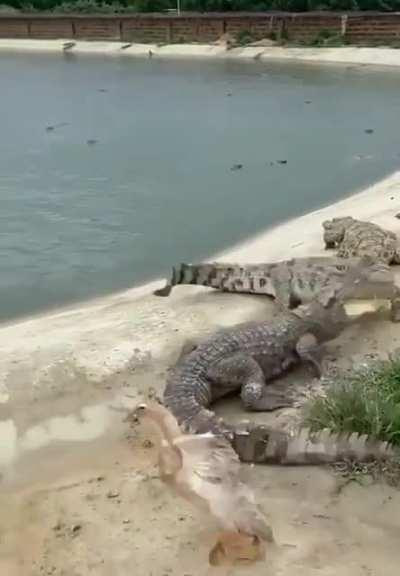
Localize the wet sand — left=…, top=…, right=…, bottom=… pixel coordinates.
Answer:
left=1, top=39, right=400, bottom=67
left=1, top=171, right=400, bottom=574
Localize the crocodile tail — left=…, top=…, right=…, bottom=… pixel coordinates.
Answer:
left=153, top=264, right=181, bottom=296
left=232, top=425, right=398, bottom=465
left=154, top=262, right=227, bottom=296
left=154, top=262, right=274, bottom=297
left=180, top=407, right=235, bottom=440
left=163, top=387, right=234, bottom=440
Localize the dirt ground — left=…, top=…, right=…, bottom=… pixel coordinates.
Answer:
left=2, top=174, right=400, bottom=575
left=2, top=296, right=400, bottom=576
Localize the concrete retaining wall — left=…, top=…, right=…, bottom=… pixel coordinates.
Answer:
left=0, top=12, right=400, bottom=45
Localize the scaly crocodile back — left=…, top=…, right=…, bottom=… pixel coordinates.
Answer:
left=154, top=258, right=398, bottom=314
left=164, top=303, right=346, bottom=437
left=323, top=217, right=398, bottom=265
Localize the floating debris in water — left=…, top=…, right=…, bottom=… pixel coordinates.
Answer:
left=231, top=164, right=243, bottom=171
left=63, top=42, right=75, bottom=51
left=304, top=100, right=312, bottom=104
left=87, top=139, right=98, bottom=146
left=53, top=522, right=63, bottom=532
left=71, top=524, right=82, bottom=535
left=107, top=489, right=120, bottom=499
left=121, top=43, right=132, bottom=50
left=45, top=122, right=69, bottom=132
left=97, top=88, right=108, bottom=93
left=353, top=153, right=373, bottom=161
left=268, top=160, right=288, bottom=166
left=364, top=128, right=374, bottom=134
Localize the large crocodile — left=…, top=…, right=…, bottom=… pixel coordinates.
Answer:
left=154, top=256, right=400, bottom=321
left=163, top=296, right=398, bottom=464
left=323, top=216, right=400, bottom=264
left=163, top=291, right=350, bottom=436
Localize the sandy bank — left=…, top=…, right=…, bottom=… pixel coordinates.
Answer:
left=2, top=171, right=400, bottom=576
left=1, top=170, right=400, bottom=409
left=2, top=173, right=400, bottom=576
left=2, top=38, right=400, bottom=66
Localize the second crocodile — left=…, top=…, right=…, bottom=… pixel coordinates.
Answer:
left=163, top=296, right=399, bottom=464
left=155, top=256, right=400, bottom=321
left=323, top=216, right=400, bottom=264
left=164, top=296, right=351, bottom=437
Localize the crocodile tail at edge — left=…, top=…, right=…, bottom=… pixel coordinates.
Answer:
left=153, top=265, right=181, bottom=296
left=154, top=263, right=214, bottom=296
left=232, top=426, right=398, bottom=465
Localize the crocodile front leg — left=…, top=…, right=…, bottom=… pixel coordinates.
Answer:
left=207, top=354, right=292, bottom=411
left=243, top=386, right=294, bottom=411
left=295, top=333, right=324, bottom=377
left=390, top=286, right=400, bottom=322
left=391, top=243, right=400, bottom=265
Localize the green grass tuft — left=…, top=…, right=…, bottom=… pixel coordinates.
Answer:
left=304, top=358, right=400, bottom=446
left=235, top=29, right=255, bottom=47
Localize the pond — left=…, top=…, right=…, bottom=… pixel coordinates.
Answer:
left=1, top=52, right=400, bottom=322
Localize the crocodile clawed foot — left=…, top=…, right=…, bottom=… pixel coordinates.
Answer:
left=390, top=302, right=400, bottom=322
left=302, top=355, right=323, bottom=379
left=312, top=355, right=340, bottom=380
left=153, top=284, right=172, bottom=297
left=248, top=390, right=293, bottom=412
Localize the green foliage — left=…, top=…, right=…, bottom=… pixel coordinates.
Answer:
left=53, top=0, right=126, bottom=12
left=308, top=28, right=347, bottom=46
left=236, top=28, right=255, bottom=45
left=304, top=358, right=400, bottom=446
left=126, top=0, right=171, bottom=11
left=7, top=0, right=400, bottom=13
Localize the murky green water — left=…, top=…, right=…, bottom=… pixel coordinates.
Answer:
left=1, top=53, right=400, bottom=322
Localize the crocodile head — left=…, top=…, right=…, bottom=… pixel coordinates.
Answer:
left=323, top=216, right=355, bottom=248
